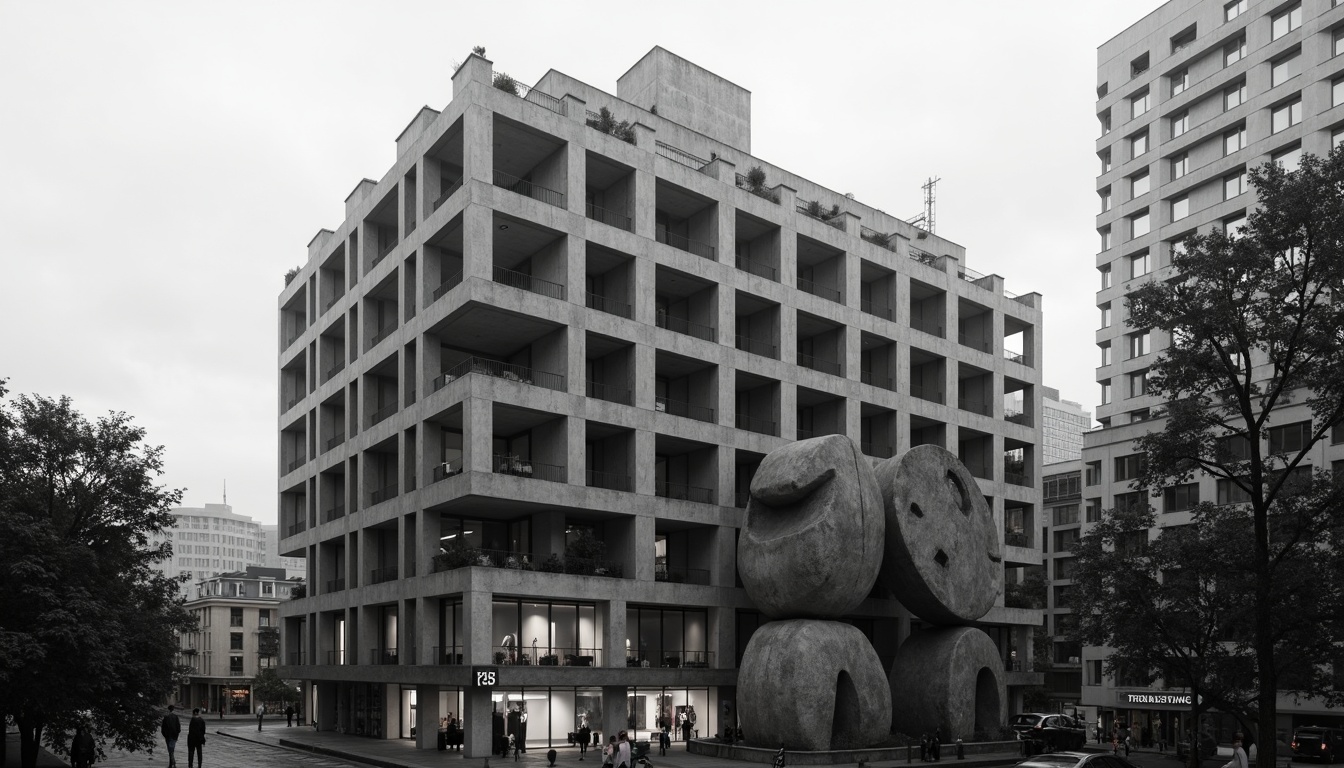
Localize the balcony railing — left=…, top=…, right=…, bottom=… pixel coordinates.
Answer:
left=734, top=174, right=780, bottom=204
left=797, top=277, right=841, bottom=303
left=958, top=333, right=992, bottom=353
left=493, top=265, right=566, bottom=300
left=1005, top=530, right=1030, bottom=548
left=735, top=254, right=777, bottom=281
left=494, top=170, right=565, bottom=208
left=493, top=455, right=566, bottom=482
left=369, top=324, right=395, bottom=347
left=656, top=481, right=715, bottom=505
left=496, top=647, right=604, bottom=666
left=656, top=228, right=716, bottom=261
left=655, top=141, right=709, bottom=171
left=434, top=645, right=465, bottom=665
left=862, top=442, right=894, bottom=459
left=325, top=578, right=346, bottom=593
left=370, top=565, right=399, bottom=584
left=432, top=270, right=463, bottom=301
left=372, top=239, right=397, bottom=267
left=910, top=316, right=945, bottom=338
left=910, top=384, right=945, bottom=404
left=586, top=469, right=633, bottom=492
left=735, top=334, right=777, bottom=358
left=585, top=291, right=632, bottom=318
left=517, top=82, right=567, bottom=115
left=654, top=566, right=712, bottom=586
left=796, top=200, right=845, bottom=230
left=1005, top=470, right=1032, bottom=487
left=433, top=356, right=565, bottom=392
left=370, top=648, right=399, bottom=666
left=1005, top=410, right=1032, bottom=426
left=287, top=651, right=305, bottom=665
left=860, top=226, right=897, bottom=252
left=909, top=248, right=939, bottom=267
left=325, top=431, right=345, bottom=451
left=655, top=312, right=716, bottom=342
left=323, top=503, right=345, bottom=523
left=861, top=370, right=894, bottom=391
left=432, top=461, right=463, bottom=482
left=586, top=202, right=632, bottom=231
left=432, top=178, right=464, bottom=211
left=626, top=650, right=714, bottom=668
left=370, top=483, right=398, bottom=505
left=285, top=394, right=304, bottom=411
left=324, top=360, right=345, bottom=381
left=798, top=353, right=843, bottom=377
left=735, top=413, right=777, bottom=436
left=286, top=519, right=308, bottom=537
left=655, top=396, right=715, bottom=423
left=958, top=397, right=993, bottom=417
left=286, top=454, right=306, bottom=473
left=369, top=403, right=396, bottom=426
left=586, top=379, right=632, bottom=405
left=861, top=298, right=893, bottom=320
left=326, top=650, right=345, bottom=665
left=1004, top=349, right=1032, bottom=366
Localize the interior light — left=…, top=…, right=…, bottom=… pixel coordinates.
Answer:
left=441, top=534, right=457, bottom=540
left=498, top=224, right=509, bottom=230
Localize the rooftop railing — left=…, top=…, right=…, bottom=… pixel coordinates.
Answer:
left=796, top=200, right=845, bottom=230
left=495, top=75, right=567, bottom=116
left=493, top=265, right=566, bottom=301
left=656, top=228, right=716, bottom=261
left=586, top=202, right=632, bottom=231
left=494, top=170, right=565, bottom=208
left=655, top=141, right=709, bottom=171
left=860, top=226, right=897, bottom=252
left=909, top=248, right=939, bottom=267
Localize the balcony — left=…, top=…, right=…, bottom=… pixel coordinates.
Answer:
left=586, top=202, right=632, bottom=232
left=1005, top=410, right=1032, bottom=426
left=433, top=546, right=620, bottom=579
left=654, top=566, right=711, bottom=585
left=735, top=335, right=776, bottom=359
left=324, top=360, right=346, bottom=381
left=861, top=369, right=894, bottom=391
left=369, top=403, right=396, bottom=426
left=494, top=170, right=565, bottom=208
left=735, top=254, right=776, bottom=281
left=796, top=200, right=845, bottom=230
left=958, top=398, right=993, bottom=417
left=493, top=265, right=566, bottom=301
left=370, top=648, right=399, bottom=666
left=797, top=277, right=841, bottom=303
left=371, top=240, right=396, bottom=268
left=656, top=228, right=716, bottom=261
left=862, top=442, right=894, bottom=459
left=860, top=226, right=897, bottom=252
left=585, top=291, right=631, bottom=319
left=798, top=353, right=842, bottom=377
left=432, top=356, right=565, bottom=393
left=286, top=454, right=307, bottom=473
left=655, top=141, right=709, bottom=172
left=910, top=385, right=944, bottom=405
left=433, top=645, right=465, bottom=665
left=370, top=483, right=398, bottom=505
left=432, top=178, right=464, bottom=211
left=586, top=469, right=633, bottom=492
left=323, top=503, right=345, bottom=523
left=433, top=461, right=463, bottom=482
left=655, top=313, right=716, bottom=342
left=627, top=650, right=714, bottom=668
left=735, top=413, right=777, bottom=436
left=369, top=324, right=395, bottom=347
left=433, top=270, right=464, bottom=302
left=958, top=333, right=992, bottom=353
left=655, top=396, right=715, bottom=423
left=586, top=379, right=632, bottom=405
left=325, top=432, right=345, bottom=451
left=1004, top=348, right=1032, bottom=366
left=861, top=299, right=893, bottom=320
left=909, top=248, right=939, bottom=267
left=325, top=578, right=346, bottom=593
left=370, top=566, right=399, bottom=584
left=911, top=316, right=945, bottom=337
left=286, top=519, right=308, bottom=537
left=655, top=481, right=715, bottom=505
left=493, top=454, right=565, bottom=482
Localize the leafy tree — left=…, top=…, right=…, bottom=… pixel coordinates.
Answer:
left=0, top=383, right=194, bottom=768
left=1079, top=149, right=1344, bottom=768
left=250, top=668, right=300, bottom=706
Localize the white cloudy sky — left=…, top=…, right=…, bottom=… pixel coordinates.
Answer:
left=0, top=0, right=1167, bottom=524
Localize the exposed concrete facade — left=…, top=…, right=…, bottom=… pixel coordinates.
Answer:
left=278, top=47, right=1046, bottom=754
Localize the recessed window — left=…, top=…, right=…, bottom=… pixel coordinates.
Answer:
left=1273, top=145, right=1303, bottom=172
left=1131, top=170, right=1151, bottom=198
left=1171, top=111, right=1189, bottom=137
left=1269, top=421, right=1312, bottom=454
left=1171, top=195, right=1189, bottom=221
left=1115, top=453, right=1146, bottom=480
left=1271, top=52, right=1301, bottom=87
left=1224, top=214, right=1247, bottom=236
left=1171, top=69, right=1190, bottom=96
left=1101, top=380, right=1112, bottom=405
left=1100, top=187, right=1112, bottom=212
left=1224, top=37, right=1247, bottom=67
left=1335, top=28, right=1344, bottom=57
left=1163, top=483, right=1200, bottom=513
left=1130, top=251, right=1152, bottom=278
left=1131, top=89, right=1151, bottom=119
left=1224, top=126, right=1246, bottom=155
left=1130, top=210, right=1151, bottom=239
left=1100, top=109, right=1112, bottom=136
left=1131, top=130, right=1150, bottom=158
left=1172, top=27, right=1196, bottom=54
left=1334, top=77, right=1344, bottom=108
left=1132, top=53, right=1150, bottom=78
left=1101, top=302, right=1113, bottom=328
left=1100, top=342, right=1113, bottom=366
left=1100, top=226, right=1113, bottom=251
left=1224, top=0, right=1246, bottom=21
left=1334, top=127, right=1344, bottom=149
left=1129, top=330, right=1152, bottom=358
left=1172, top=152, right=1190, bottom=179
left=1224, top=170, right=1248, bottom=199
left=1272, top=99, right=1303, bottom=133
left=1100, top=264, right=1113, bottom=289
left=1129, top=370, right=1150, bottom=398
left=1101, top=148, right=1112, bottom=174
left=1224, top=81, right=1247, bottom=110
left=1271, top=4, right=1302, bottom=40
left=1098, top=82, right=1110, bottom=98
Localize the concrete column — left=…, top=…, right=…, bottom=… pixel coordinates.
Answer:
left=633, top=428, right=655, bottom=496
left=533, top=510, right=567, bottom=561
left=452, top=53, right=492, bottom=100
left=417, top=595, right=438, bottom=667
left=602, top=598, right=627, bottom=669
left=461, top=104, right=494, bottom=186
left=416, top=510, right=439, bottom=588
left=462, top=203, right=494, bottom=283
left=632, top=168, right=656, bottom=240
left=567, top=324, right=586, bottom=397
left=415, top=684, right=441, bottom=750
left=710, top=605, right=735, bottom=670
left=602, top=685, right=627, bottom=740
left=780, top=226, right=798, bottom=291
left=565, top=141, right=585, bottom=217
left=713, top=525, right=737, bottom=590
left=317, top=681, right=339, bottom=731
left=894, top=410, right=912, bottom=454
left=464, top=397, right=493, bottom=474
left=566, top=414, right=586, bottom=486
left=780, top=382, right=799, bottom=440
left=464, top=686, right=494, bottom=757
left=464, top=589, right=493, bottom=666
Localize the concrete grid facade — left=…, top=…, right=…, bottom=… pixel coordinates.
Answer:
left=278, top=47, right=1047, bottom=754
left=1086, top=0, right=1344, bottom=741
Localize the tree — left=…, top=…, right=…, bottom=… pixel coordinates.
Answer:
left=1087, top=148, right=1344, bottom=768
left=250, top=668, right=300, bottom=707
left=0, top=383, right=194, bottom=768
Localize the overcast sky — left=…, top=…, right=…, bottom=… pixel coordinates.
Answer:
left=0, top=0, right=1168, bottom=525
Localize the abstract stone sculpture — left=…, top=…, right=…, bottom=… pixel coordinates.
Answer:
left=737, top=620, right=892, bottom=751
left=875, top=445, right=1002, bottom=624
left=887, top=626, right=1006, bottom=739
left=738, top=435, right=884, bottom=619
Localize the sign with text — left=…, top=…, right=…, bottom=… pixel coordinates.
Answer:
left=472, top=666, right=499, bottom=688
left=1121, top=692, right=1192, bottom=706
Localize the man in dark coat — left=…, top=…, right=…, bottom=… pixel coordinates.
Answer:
left=161, top=705, right=182, bottom=768
left=71, top=725, right=96, bottom=768
left=187, top=707, right=207, bottom=768
left=285, top=704, right=295, bottom=727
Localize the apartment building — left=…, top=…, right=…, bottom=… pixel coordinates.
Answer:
left=278, top=47, right=1047, bottom=754
left=1087, top=0, right=1344, bottom=742
left=151, top=503, right=270, bottom=601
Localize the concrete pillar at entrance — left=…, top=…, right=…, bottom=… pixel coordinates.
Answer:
left=464, top=686, right=493, bottom=758
left=602, top=685, right=626, bottom=743
left=317, top=681, right=338, bottom=731
left=416, top=684, right=441, bottom=750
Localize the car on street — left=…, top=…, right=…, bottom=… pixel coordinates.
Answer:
left=1291, top=726, right=1344, bottom=763
left=1014, top=750, right=1142, bottom=768
left=1011, top=713, right=1090, bottom=753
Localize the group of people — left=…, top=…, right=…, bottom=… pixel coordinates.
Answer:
left=600, top=730, right=641, bottom=768
left=440, top=713, right=465, bottom=750
left=152, top=705, right=207, bottom=768
left=919, top=729, right=942, bottom=761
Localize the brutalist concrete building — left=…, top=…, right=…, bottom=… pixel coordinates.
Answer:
left=278, top=47, right=1046, bottom=754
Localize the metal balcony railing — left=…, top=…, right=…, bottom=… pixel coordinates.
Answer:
left=958, top=398, right=993, bottom=417
left=325, top=578, right=345, bottom=593
left=654, top=141, right=709, bottom=171
left=493, top=170, right=565, bottom=208
left=585, top=291, right=632, bottom=318
left=860, top=226, right=897, bottom=252
left=654, top=566, right=712, bottom=586
left=432, top=178, right=464, bottom=211
left=586, top=202, right=632, bottom=231
left=910, top=384, right=944, bottom=404
left=369, top=566, right=399, bottom=584
left=910, top=316, right=945, bottom=338
left=493, top=265, right=566, bottom=300
left=626, top=650, right=714, bottom=668
left=1005, top=410, right=1032, bottom=426
left=286, top=454, right=306, bottom=473
left=325, top=431, right=345, bottom=451
left=909, top=248, right=939, bottom=267
left=655, top=396, right=715, bottom=423
left=655, top=313, right=716, bottom=342
left=285, top=394, right=304, bottom=411
left=370, top=483, right=398, bottom=505
left=862, top=442, right=894, bottom=459
left=370, top=648, right=399, bottom=665
left=434, top=645, right=465, bottom=665
left=586, top=379, right=632, bottom=405
left=797, top=277, right=842, bottom=303
left=735, top=255, right=777, bottom=281
left=433, top=357, right=565, bottom=392
left=655, top=481, right=715, bottom=505
left=369, top=403, right=396, bottom=426
left=372, top=239, right=396, bottom=267
left=324, top=360, right=346, bottom=381
left=1004, top=349, right=1032, bottom=366
left=861, top=370, right=894, bottom=391
left=735, top=334, right=777, bottom=358
left=1005, top=470, right=1032, bottom=487
left=493, top=455, right=565, bottom=482
left=798, top=353, right=843, bottom=377
left=432, top=270, right=463, bottom=301
left=323, top=503, right=345, bottom=523
left=326, top=650, right=345, bottom=665
left=586, top=469, right=633, bottom=492
left=861, top=298, right=893, bottom=320
left=735, top=413, right=777, bottom=436
left=656, top=228, right=716, bottom=260
left=958, top=333, right=992, bottom=352
left=286, top=519, right=308, bottom=537
left=369, top=324, right=395, bottom=347
left=432, top=461, right=463, bottom=482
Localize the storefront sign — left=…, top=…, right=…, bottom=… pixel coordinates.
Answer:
left=1121, top=692, right=1192, bottom=706
left=472, top=666, right=498, bottom=688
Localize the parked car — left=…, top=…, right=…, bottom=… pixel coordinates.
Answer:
left=1015, top=751, right=1141, bottom=768
left=1291, top=726, right=1344, bottom=763
left=1011, top=713, right=1089, bottom=753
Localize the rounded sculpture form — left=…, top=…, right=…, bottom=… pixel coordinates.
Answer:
left=888, top=626, right=1005, bottom=739
left=739, top=435, right=884, bottom=618
left=738, top=620, right=892, bottom=750
left=876, top=445, right=1001, bottom=624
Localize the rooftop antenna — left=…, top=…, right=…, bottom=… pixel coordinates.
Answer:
left=905, top=176, right=940, bottom=235
left=223, top=480, right=227, bottom=506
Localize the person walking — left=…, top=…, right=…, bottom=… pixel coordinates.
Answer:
left=187, top=708, right=206, bottom=768
left=615, top=731, right=632, bottom=768
left=161, top=705, right=182, bottom=768
left=285, top=704, right=295, bottom=727
left=71, top=724, right=96, bottom=768
left=578, top=723, right=591, bottom=760
left=255, top=702, right=265, bottom=731
left=931, top=728, right=942, bottom=762
left=660, top=725, right=670, bottom=757
left=1221, top=733, right=1249, bottom=768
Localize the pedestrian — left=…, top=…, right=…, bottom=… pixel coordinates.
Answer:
left=187, top=707, right=206, bottom=768
left=512, top=732, right=520, bottom=762
left=256, top=702, right=265, bottom=731
left=579, top=722, right=591, bottom=760
left=1221, top=733, right=1249, bottom=768
left=603, top=735, right=617, bottom=768
left=161, top=705, right=182, bottom=768
left=285, top=704, right=295, bottom=727
left=920, top=732, right=930, bottom=761
left=71, top=724, right=96, bottom=768
left=660, top=724, right=670, bottom=756
left=931, top=728, right=942, bottom=762
left=615, top=730, right=632, bottom=768
left=1158, top=722, right=1167, bottom=753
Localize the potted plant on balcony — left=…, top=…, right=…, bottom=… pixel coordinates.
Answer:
left=493, top=72, right=520, bottom=96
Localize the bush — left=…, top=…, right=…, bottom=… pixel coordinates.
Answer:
left=539, top=553, right=564, bottom=573
left=434, top=539, right=478, bottom=571
left=586, top=107, right=635, bottom=144
left=284, top=267, right=300, bottom=286
left=472, top=45, right=486, bottom=57
left=288, top=583, right=306, bottom=599
left=745, top=166, right=767, bottom=190
left=492, top=72, right=519, bottom=96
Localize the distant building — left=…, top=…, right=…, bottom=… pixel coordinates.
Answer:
left=175, top=566, right=301, bottom=714
left=1041, top=387, right=1091, bottom=463
left=148, top=503, right=307, bottom=600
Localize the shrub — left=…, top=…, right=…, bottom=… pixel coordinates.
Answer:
left=539, top=553, right=564, bottom=573
left=434, top=539, right=478, bottom=571
left=288, top=584, right=306, bottom=600
left=492, top=72, right=519, bottom=96
left=586, top=107, right=635, bottom=144
left=472, top=45, right=486, bottom=57
left=745, top=166, right=767, bottom=190
left=806, top=199, right=825, bottom=219
left=284, top=267, right=300, bottom=286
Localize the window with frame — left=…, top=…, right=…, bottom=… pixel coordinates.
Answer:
left=1085, top=498, right=1102, bottom=522
left=1101, top=379, right=1112, bottom=405
left=1131, top=89, right=1151, bottom=119
left=1271, top=4, right=1302, bottom=40
left=1273, top=145, right=1303, bottom=172
left=1334, top=77, right=1344, bottom=108
left=1114, top=491, right=1146, bottom=513
left=1171, top=111, right=1189, bottom=137
left=1224, top=126, right=1246, bottom=154
left=1334, top=127, right=1344, bottom=149
left=1129, top=369, right=1150, bottom=398
left=1268, top=420, right=1312, bottom=454
left=1129, top=330, right=1152, bottom=358
left=1168, top=236, right=1189, bottom=263
left=1085, top=462, right=1102, bottom=486
left=1130, top=408, right=1153, bottom=422
left=1271, top=52, right=1301, bottom=87
left=230, top=632, right=244, bottom=650
left=1100, top=109, right=1112, bottom=136
left=1217, top=434, right=1252, bottom=461
left=1131, top=130, right=1149, bottom=158
left=1132, top=53, right=1150, bottom=78
left=1224, top=80, right=1247, bottom=110
left=1100, top=342, right=1112, bottom=366
left=1100, top=187, right=1112, bottom=212
left=230, top=607, right=243, bottom=627
left=1172, top=195, right=1189, bottom=221
left=1100, top=263, right=1113, bottom=289
left=1171, top=69, right=1190, bottom=96
left=1224, top=0, right=1246, bottom=21
left=1333, top=421, right=1344, bottom=444
left=1224, top=170, right=1247, bottom=199
left=1115, top=453, right=1146, bottom=481
left=1101, top=148, right=1112, bottom=173
left=1130, top=251, right=1152, bottom=278
left=1272, top=99, right=1302, bottom=133
left=1217, top=478, right=1252, bottom=505
left=1172, top=152, right=1190, bottom=178
left=1131, top=170, right=1150, bottom=198
left=1224, top=213, right=1247, bottom=236
left=1101, top=302, right=1112, bottom=327
left=1053, top=528, right=1081, bottom=552
left=229, top=655, right=244, bottom=675
left=1100, top=226, right=1113, bottom=251
left=1224, top=37, right=1247, bottom=67
left=1131, top=210, right=1150, bottom=238
left=1172, top=27, right=1196, bottom=54
left=1163, top=483, right=1200, bottom=513
left=1336, top=27, right=1344, bottom=57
